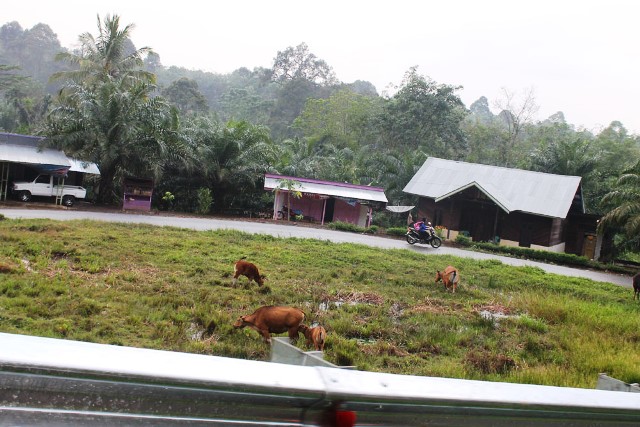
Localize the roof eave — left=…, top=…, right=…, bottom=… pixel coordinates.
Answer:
left=434, top=181, right=511, bottom=214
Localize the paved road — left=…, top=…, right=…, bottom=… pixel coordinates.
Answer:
left=0, top=207, right=633, bottom=288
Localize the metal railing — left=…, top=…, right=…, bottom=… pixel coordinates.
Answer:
left=1, top=332, right=639, bottom=426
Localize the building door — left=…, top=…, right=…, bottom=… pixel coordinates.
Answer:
left=582, top=233, right=597, bottom=259
left=323, top=198, right=335, bottom=222
left=519, top=221, right=534, bottom=248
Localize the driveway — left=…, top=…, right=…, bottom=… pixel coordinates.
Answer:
left=0, top=206, right=633, bottom=288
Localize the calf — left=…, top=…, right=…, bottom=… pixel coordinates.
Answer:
left=233, top=257, right=265, bottom=287
left=298, top=324, right=327, bottom=351
left=633, top=272, right=640, bottom=300
left=233, top=306, right=305, bottom=344
left=435, top=265, right=459, bottom=293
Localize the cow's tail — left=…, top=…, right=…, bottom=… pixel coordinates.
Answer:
left=451, top=271, right=457, bottom=284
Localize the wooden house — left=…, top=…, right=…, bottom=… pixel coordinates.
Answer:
left=403, top=157, right=601, bottom=259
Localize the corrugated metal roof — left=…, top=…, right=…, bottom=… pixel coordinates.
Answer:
left=68, top=158, right=101, bottom=175
left=0, top=133, right=100, bottom=175
left=0, top=142, right=71, bottom=168
left=264, top=174, right=388, bottom=203
left=403, top=157, right=582, bottom=218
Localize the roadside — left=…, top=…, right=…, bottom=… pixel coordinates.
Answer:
left=0, top=202, right=634, bottom=288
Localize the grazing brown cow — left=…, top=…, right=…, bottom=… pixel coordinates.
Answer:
left=435, top=265, right=459, bottom=293
left=633, top=272, right=640, bottom=300
left=298, top=324, right=327, bottom=351
left=233, top=306, right=305, bottom=344
left=233, top=257, right=265, bottom=287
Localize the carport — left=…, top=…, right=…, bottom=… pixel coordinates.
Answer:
left=0, top=132, right=99, bottom=203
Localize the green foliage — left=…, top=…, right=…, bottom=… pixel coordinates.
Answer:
left=327, top=221, right=366, bottom=233
left=455, top=234, right=472, bottom=245
left=0, top=218, right=639, bottom=388
left=385, top=227, right=407, bottom=236
left=195, top=188, right=213, bottom=215
left=454, top=238, right=633, bottom=275
left=598, top=161, right=640, bottom=254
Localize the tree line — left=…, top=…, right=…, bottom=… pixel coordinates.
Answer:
left=0, top=15, right=638, bottom=254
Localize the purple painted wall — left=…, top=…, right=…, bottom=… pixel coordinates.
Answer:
left=332, top=198, right=361, bottom=224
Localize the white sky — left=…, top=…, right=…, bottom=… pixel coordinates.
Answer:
left=4, top=0, right=640, bottom=134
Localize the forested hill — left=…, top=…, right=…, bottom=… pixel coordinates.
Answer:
left=1, top=19, right=639, bottom=222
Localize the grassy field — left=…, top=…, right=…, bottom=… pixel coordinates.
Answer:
left=0, top=217, right=638, bottom=389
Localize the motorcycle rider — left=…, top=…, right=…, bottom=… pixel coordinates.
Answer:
left=414, top=217, right=431, bottom=240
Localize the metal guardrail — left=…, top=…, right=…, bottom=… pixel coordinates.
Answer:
left=1, top=332, right=640, bottom=426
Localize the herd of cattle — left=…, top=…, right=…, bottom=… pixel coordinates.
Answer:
left=231, top=256, right=460, bottom=352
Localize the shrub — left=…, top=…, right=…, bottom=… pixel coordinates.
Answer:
left=454, top=237, right=633, bottom=274
left=434, top=225, right=447, bottom=238
left=328, top=221, right=365, bottom=233
left=456, top=234, right=472, bottom=245
left=385, top=227, right=408, bottom=236
left=366, top=225, right=379, bottom=234
left=196, top=188, right=213, bottom=215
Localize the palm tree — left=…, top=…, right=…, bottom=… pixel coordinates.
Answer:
left=598, top=162, right=640, bottom=253
left=52, top=15, right=155, bottom=87
left=43, top=15, right=189, bottom=204
left=185, top=118, right=274, bottom=211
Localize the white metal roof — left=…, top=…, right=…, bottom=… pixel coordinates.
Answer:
left=264, top=174, right=388, bottom=203
left=0, top=142, right=71, bottom=167
left=403, top=157, right=583, bottom=218
left=0, top=133, right=100, bottom=175
left=68, top=158, right=101, bottom=175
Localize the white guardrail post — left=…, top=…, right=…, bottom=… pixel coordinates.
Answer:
left=1, top=332, right=640, bottom=426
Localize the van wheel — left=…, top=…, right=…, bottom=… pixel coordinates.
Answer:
left=18, top=191, right=31, bottom=202
left=62, top=195, right=75, bottom=207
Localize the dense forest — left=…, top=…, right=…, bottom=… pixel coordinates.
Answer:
left=1, top=16, right=639, bottom=252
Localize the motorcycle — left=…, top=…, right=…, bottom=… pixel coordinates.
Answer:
left=406, top=225, right=442, bottom=248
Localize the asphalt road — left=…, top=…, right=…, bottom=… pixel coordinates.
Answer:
left=0, top=207, right=633, bottom=288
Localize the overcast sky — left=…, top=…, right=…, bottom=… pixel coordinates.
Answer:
left=5, top=0, right=640, bottom=134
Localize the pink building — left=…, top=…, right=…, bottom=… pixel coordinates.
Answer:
left=263, top=174, right=388, bottom=227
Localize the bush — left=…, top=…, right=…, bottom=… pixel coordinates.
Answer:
left=455, top=237, right=633, bottom=274
left=365, top=225, right=379, bottom=234
left=196, top=188, right=213, bottom=215
left=385, top=227, right=408, bottom=236
left=328, top=221, right=366, bottom=233
left=456, top=234, right=472, bottom=245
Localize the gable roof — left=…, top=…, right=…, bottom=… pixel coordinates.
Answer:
left=403, top=157, right=583, bottom=218
left=264, top=174, right=388, bottom=203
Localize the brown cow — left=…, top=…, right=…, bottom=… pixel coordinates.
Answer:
left=233, top=257, right=265, bottom=287
left=233, top=306, right=305, bottom=344
left=633, top=272, right=640, bottom=300
left=435, top=265, right=459, bottom=293
left=298, top=324, right=327, bottom=351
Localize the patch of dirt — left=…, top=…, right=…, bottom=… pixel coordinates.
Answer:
left=326, top=290, right=384, bottom=305
left=472, top=300, right=515, bottom=316
left=411, top=297, right=464, bottom=314
left=465, top=350, right=516, bottom=374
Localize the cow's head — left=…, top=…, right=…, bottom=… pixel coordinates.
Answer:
left=435, top=271, right=442, bottom=283
left=233, top=316, right=247, bottom=328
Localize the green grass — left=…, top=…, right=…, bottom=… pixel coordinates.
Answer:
left=0, top=218, right=638, bottom=388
